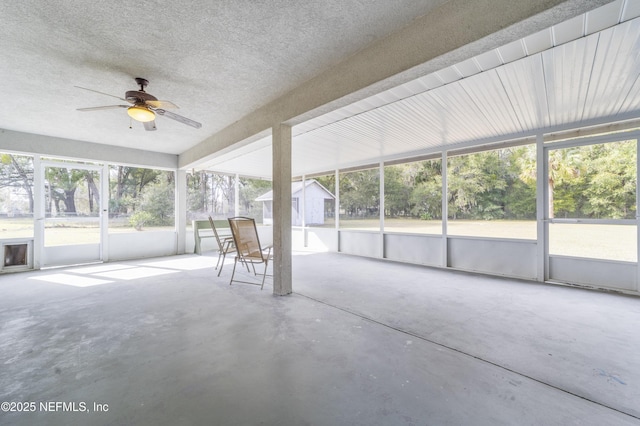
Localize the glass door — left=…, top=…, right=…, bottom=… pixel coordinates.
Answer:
left=41, top=162, right=103, bottom=267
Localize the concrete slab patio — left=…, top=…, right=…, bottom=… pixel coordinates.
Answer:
left=0, top=252, right=638, bottom=425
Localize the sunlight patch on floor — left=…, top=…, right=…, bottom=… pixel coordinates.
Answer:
left=28, top=273, right=113, bottom=287
left=93, top=267, right=180, bottom=280
left=139, top=257, right=214, bottom=271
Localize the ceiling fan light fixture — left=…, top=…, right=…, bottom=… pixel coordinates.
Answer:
left=127, top=105, right=155, bottom=122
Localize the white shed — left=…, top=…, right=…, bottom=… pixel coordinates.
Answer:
left=255, top=180, right=335, bottom=226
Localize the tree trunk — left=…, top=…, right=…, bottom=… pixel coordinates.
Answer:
left=85, top=172, right=100, bottom=213
left=64, top=189, right=77, bottom=214
left=227, top=175, right=235, bottom=216
left=10, top=155, right=34, bottom=214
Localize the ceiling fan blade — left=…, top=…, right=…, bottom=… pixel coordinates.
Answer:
left=77, top=105, right=128, bottom=111
left=144, top=120, right=157, bottom=131
left=146, top=100, right=179, bottom=109
left=155, top=109, right=202, bottom=129
left=74, top=86, right=129, bottom=102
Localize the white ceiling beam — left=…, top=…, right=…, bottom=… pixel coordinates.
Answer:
left=0, top=129, right=178, bottom=169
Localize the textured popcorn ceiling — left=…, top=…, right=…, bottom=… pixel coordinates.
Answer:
left=0, top=0, right=445, bottom=155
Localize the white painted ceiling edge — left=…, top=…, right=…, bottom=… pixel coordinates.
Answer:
left=198, top=0, right=640, bottom=179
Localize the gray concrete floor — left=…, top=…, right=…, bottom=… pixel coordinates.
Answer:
left=0, top=252, right=639, bottom=426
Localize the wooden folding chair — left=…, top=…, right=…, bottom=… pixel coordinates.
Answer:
left=227, top=217, right=273, bottom=289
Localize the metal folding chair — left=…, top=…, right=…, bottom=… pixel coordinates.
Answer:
left=209, top=216, right=236, bottom=277
left=227, top=217, right=272, bottom=289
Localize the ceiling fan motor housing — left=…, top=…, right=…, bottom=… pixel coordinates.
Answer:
left=125, top=90, right=158, bottom=104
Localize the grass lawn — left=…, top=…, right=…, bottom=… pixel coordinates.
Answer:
left=320, top=218, right=637, bottom=262
left=2, top=218, right=636, bottom=262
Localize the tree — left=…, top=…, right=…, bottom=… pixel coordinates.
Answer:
left=110, top=166, right=161, bottom=215
left=448, top=151, right=508, bottom=219
left=581, top=141, right=636, bottom=219
left=339, top=169, right=379, bottom=218
left=84, top=171, right=100, bottom=213
left=45, top=167, right=90, bottom=215
left=0, top=154, right=34, bottom=214
left=519, top=146, right=583, bottom=219
left=384, top=165, right=412, bottom=217
left=138, top=178, right=175, bottom=226
left=239, top=178, right=271, bottom=219
left=186, top=171, right=207, bottom=213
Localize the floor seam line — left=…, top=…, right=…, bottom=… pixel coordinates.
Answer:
left=294, top=292, right=640, bottom=421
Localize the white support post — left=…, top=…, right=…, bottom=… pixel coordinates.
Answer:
left=101, top=163, right=109, bottom=262
left=536, top=133, right=547, bottom=282
left=33, top=155, right=43, bottom=270
left=234, top=173, right=240, bottom=216
left=636, top=138, right=640, bottom=291
left=176, top=169, right=187, bottom=254
left=335, top=169, right=340, bottom=230
left=441, top=151, right=448, bottom=268
left=301, top=174, right=307, bottom=248
left=301, top=174, right=306, bottom=228
left=379, top=161, right=385, bottom=259
left=335, top=169, right=340, bottom=252
left=272, top=124, right=292, bottom=296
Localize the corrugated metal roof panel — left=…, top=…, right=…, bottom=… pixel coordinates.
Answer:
left=543, top=35, right=599, bottom=126
left=427, top=83, right=500, bottom=142
left=583, top=19, right=640, bottom=119
left=496, top=55, right=549, bottom=131
left=458, top=69, right=523, bottom=135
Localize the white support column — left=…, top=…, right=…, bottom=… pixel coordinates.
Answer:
left=441, top=151, right=448, bottom=268
left=636, top=138, right=640, bottom=291
left=234, top=173, right=240, bottom=216
left=301, top=175, right=306, bottom=228
left=335, top=169, right=340, bottom=252
left=176, top=169, right=187, bottom=254
left=33, top=155, right=43, bottom=270
left=301, top=174, right=307, bottom=248
left=536, top=133, right=547, bottom=282
left=379, top=161, right=385, bottom=259
left=101, top=163, right=109, bottom=262
left=272, top=124, right=292, bottom=296
left=335, top=169, right=340, bottom=231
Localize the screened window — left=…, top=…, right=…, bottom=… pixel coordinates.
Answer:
left=239, top=177, right=271, bottom=224
left=339, top=168, right=379, bottom=230
left=109, top=166, right=175, bottom=232
left=550, top=141, right=636, bottom=220
left=0, top=153, right=34, bottom=238
left=309, top=174, right=336, bottom=228
left=187, top=171, right=237, bottom=223
left=384, top=159, right=442, bottom=234
left=447, top=145, right=537, bottom=239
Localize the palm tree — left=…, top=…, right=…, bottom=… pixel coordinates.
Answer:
left=518, top=145, right=581, bottom=218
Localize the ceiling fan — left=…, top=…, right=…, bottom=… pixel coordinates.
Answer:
left=76, top=77, right=202, bottom=131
